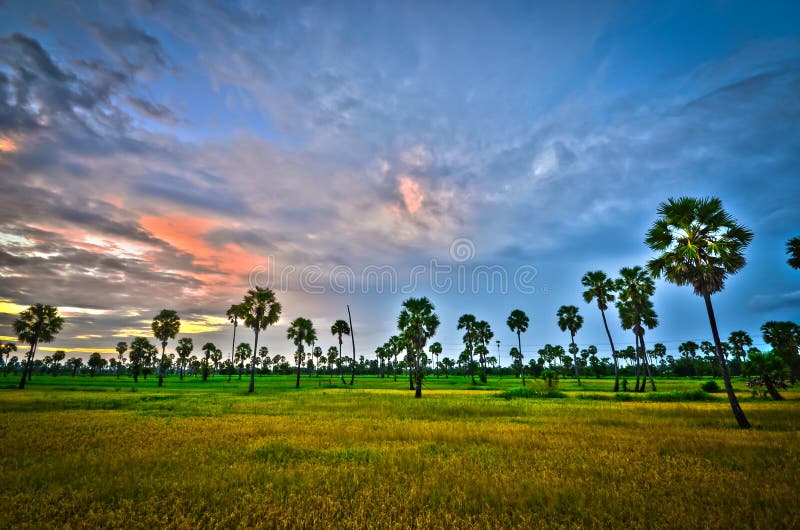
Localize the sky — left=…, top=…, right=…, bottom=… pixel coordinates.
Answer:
left=0, top=0, right=798, bottom=365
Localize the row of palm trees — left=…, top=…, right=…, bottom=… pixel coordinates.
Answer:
left=6, top=198, right=797, bottom=427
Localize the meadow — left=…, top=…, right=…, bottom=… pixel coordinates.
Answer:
left=1, top=374, right=798, bottom=529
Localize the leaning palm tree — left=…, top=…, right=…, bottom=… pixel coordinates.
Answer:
left=330, top=319, right=350, bottom=384
left=397, top=297, right=440, bottom=398
left=152, top=309, right=180, bottom=388
left=287, top=317, right=316, bottom=389
left=581, top=271, right=621, bottom=391
left=646, top=196, right=753, bottom=428
left=457, top=314, right=478, bottom=385
left=787, top=236, right=800, bottom=269
left=14, top=304, right=64, bottom=389
left=506, top=309, right=529, bottom=387
left=556, top=305, right=583, bottom=384
left=241, top=288, right=282, bottom=393
left=226, top=303, right=249, bottom=364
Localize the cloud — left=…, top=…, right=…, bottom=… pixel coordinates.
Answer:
left=749, top=291, right=800, bottom=313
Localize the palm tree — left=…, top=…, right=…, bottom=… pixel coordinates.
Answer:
left=330, top=320, right=350, bottom=384
left=175, top=337, right=193, bottom=381
left=556, top=305, right=583, bottom=384
left=581, top=271, right=622, bottom=391
left=616, top=297, right=658, bottom=391
left=287, top=317, right=316, bottom=388
left=226, top=303, right=249, bottom=364
left=506, top=309, right=529, bottom=387
left=312, top=346, right=323, bottom=376
left=397, top=297, right=440, bottom=398
left=787, top=236, right=800, bottom=269
left=457, top=314, right=478, bottom=385
left=201, top=342, right=218, bottom=381
left=429, top=342, right=442, bottom=378
left=760, top=321, right=800, bottom=383
left=51, top=350, right=65, bottom=375
left=728, top=331, right=753, bottom=364
left=1, top=342, right=17, bottom=377
left=646, top=196, right=753, bottom=428
left=616, top=267, right=657, bottom=391
left=210, top=347, right=223, bottom=376
left=326, top=346, right=338, bottom=381
left=129, top=337, right=151, bottom=383
left=474, top=320, right=493, bottom=383
left=115, top=342, right=127, bottom=379
left=151, top=309, right=180, bottom=388
left=679, top=340, right=700, bottom=376
left=347, top=305, right=358, bottom=386
left=241, top=288, right=282, bottom=393
left=14, top=304, right=64, bottom=389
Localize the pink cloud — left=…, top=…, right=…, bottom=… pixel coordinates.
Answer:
left=398, top=176, right=424, bottom=214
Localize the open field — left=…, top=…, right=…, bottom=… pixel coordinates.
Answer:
left=1, top=375, right=798, bottom=529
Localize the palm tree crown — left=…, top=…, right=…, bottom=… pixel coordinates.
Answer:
left=151, top=310, right=180, bottom=346
left=645, top=196, right=753, bottom=296
left=581, top=270, right=615, bottom=310
left=398, top=297, right=440, bottom=352
left=556, top=305, right=583, bottom=336
left=15, top=304, right=64, bottom=348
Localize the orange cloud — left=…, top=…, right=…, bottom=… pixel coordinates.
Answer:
left=398, top=176, right=424, bottom=214
left=140, top=214, right=269, bottom=294
left=0, top=137, right=16, bottom=153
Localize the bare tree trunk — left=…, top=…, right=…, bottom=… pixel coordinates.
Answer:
left=249, top=330, right=259, bottom=393
left=348, top=306, right=356, bottom=386
left=518, top=331, right=525, bottom=387
left=600, top=309, right=620, bottom=392
left=703, top=291, right=750, bottom=429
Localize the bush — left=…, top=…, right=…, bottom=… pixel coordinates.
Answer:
left=700, top=380, right=722, bottom=393
left=498, top=387, right=567, bottom=400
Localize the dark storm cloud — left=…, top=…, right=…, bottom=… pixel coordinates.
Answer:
left=126, top=96, right=177, bottom=123
left=87, top=20, right=172, bottom=76
left=134, top=171, right=251, bottom=215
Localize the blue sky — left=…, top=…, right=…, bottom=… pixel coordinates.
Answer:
left=0, top=0, right=798, bottom=362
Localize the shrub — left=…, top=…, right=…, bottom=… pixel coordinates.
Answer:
left=700, top=380, right=721, bottom=393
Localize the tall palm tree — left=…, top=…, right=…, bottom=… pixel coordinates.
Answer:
left=556, top=305, right=583, bottom=384
left=457, top=314, right=478, bottom=385
left=389, top=335, right=404, bottom=382
left=429, top=342, right=442, bottom=378
left=14, top=304, right=64, bottom=389
left=347, top=305, right=358, bottom=386
left=646, top=196, right=753, bottom=429
left=226, top=303, right=249, bottom=364
left=787, top=236, right=800, bottom=269
left=474, top=320, right=493, bottom=383
left=330, top=320, right=350, bottom=385
left=728, top=331, right=753, bottom=363
left=617, top=298, right=658, bottom=391
left=176, top=337, right=193, bottom=380
left=287, top=317, right=317, bottom=389
left=581, top=271, right=621, bottom=391
left=506, top=309, right=529, bottom=387
left=151, top=309, right=180, bottom=388
left=326, top=346, right=338, bottom=381
left=616, top=267, right=657, bottom=391
left=241, top=288, right=282, bottom=393
left=397, top=297, right=440, bottom=399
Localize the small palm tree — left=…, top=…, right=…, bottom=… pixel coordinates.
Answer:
left=397, top=297, right=440, bottom=398
left=1, top=342, right=17, bottom=377
left=287, top=317, right=317, bottom=389
left=429, top=342, right=442, bottom=378
left=506, top=309, right=529, bottom=387
left=787, top=236, right=800, bottom=269
left=556, top=305, right=583, bottom=385
left=226, top=302, right=249, bottom=364
left=581, top=271, right=622, bottom=391
left=646, top=196, right=753, bottom=428
left=151, top=309, right=180, bottom=388
left=330, top=319, right=350, bottom=384
left=14, top=304, right=64, bottom=389
left=241, top=288, right=282, bottom=393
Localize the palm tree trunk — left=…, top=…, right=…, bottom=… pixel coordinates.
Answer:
left=18, top=347, right=33, bottom=389
left=469, top=343, right=477, bottom=385
left=348, top=305, right=356, bottom=386
left=249, top=330, right=259, bottom=393
left=295, top=349, right=302, bottom=389
left=640, top=334, right=656, bottom=391
left=517, top=331, right=525, bottom=387
left=600, top=309, right=620, bottom=392
left=230, top=322, right=237, bottom=363
left=393, top=355, right=398, bottom=382
left=414, top=359, right=423, bottom=399
left=571, top=333, right=581, bottom=385
left=158, top=343, right=166, bottom=387
left=703, top=291, right=750, bottom=429
left=338, top=339, right=345, bottom=384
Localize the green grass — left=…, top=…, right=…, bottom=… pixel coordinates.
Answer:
left=1, top=373, right=798, bottom=528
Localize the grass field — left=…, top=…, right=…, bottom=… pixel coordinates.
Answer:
left=1, top=374, right=798, bottom=529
